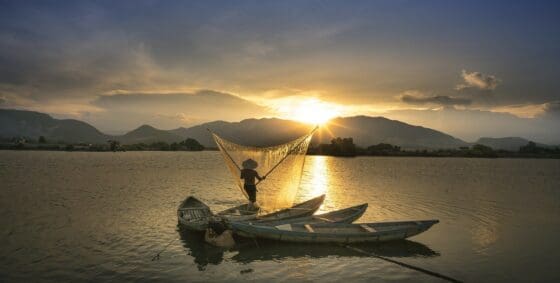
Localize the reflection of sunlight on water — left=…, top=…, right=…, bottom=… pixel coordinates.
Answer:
left=308, top=156, right=329, bottom=197
left=299, top=156, right=331, bottom=212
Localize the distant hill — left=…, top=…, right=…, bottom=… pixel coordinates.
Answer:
left=0, top=109, right=108, bottom=143
left=172, top=116, right=468, bottom=149
left=1, top=108, right=520, bottom=149
left=318, top=116, right=469, bottom=149
left=172, top=118, right=313, bottom=147
left=475, top=137, right=545, bottom=151
left=118, top=125, right=183, bottom=144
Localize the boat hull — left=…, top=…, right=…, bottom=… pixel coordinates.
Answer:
left=219, top=194, right=326, bottom=222
left=254, top=203, right=368, bottom=226
left=230, top=220, right=439, bottom=244
left=177, top=196, right=213, bottom=231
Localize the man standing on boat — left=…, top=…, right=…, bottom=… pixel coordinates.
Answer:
left=240, top=158, right=265, bottom=208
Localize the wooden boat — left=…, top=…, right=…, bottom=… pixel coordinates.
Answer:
left=216, top=203, right=260, bottom=221
left=254, top=194, right=326, bottom=222
left=254, top=203, right=368, bottom=226
left=178, top=194, right=326, bottom=231
left=230, top=219, right=439, bottom=244
left=219, top=194, right=326, bottom=222
left=177, top=196, right=214, bottom=231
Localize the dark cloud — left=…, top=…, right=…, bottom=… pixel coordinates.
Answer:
left=86, top=90, right=273, bottom=131
left=387, top=107, right=560, bottom=144
left=1, top=0, right=560, bottom=138
left=544, top=101, right=560, bottom=114
left=401, top=93, right=471, bottom=106
left=456, top=70, right=501, bottom=91
left=541, top=101, right=560, bottom=120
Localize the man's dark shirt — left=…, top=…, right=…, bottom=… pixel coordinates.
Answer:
left=240, top=169, right=260, bottom=185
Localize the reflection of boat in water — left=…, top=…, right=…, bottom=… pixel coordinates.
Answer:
left=178, top=225, right=439, bottom=269
left=232, top=239, right=439, bottom=263
left=178, top=226, right=225, bottom=271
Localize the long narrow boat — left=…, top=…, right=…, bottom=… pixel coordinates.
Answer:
left=216, top=203, right=259, bottom=221
left=254, top=194, right=326, bottom=222
left=219, top=194, right=326, bottom=222
left=178, top=194, right=327, bottom=231
left=177, top=196, right=214, bottom=231
left=230, top=219, right=439, bottom=244
left=254, top=203, right=368, bottom=226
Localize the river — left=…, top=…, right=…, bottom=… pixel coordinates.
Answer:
left=1, top=151, right=559, bottom=282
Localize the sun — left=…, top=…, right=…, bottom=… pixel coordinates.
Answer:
left=289, top=98, right=340, bottom=125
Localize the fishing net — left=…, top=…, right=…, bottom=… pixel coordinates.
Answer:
left=211, top=129, right=315, bottom=213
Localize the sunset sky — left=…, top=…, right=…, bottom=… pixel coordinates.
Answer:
left=1, top=1, right=559, bottom=142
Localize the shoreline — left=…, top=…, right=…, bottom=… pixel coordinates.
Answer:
left=2, top=147, right=558, bottom=159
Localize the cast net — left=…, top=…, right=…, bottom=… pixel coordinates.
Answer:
left=211, top=129, right=315, bottom=213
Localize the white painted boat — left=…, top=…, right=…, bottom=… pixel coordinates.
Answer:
left=218, top=194, right=326, bottom=222
left=177, top=196, right=214, bottom=231
left=254, top=194, right=326, bottom=222
left=216, top=203, right=259, bottom=221
left=230, top=219, right=439, bottom=244
left=178, top=194, right=327, bottom=231
left=254, top=203, right=368, bottom=226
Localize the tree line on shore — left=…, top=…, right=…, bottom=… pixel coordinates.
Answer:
left=2, top=135, right=559, bottom=158
left=0, top=136, right=205, bottom=152
left=307, top=138, right=560, bottom=158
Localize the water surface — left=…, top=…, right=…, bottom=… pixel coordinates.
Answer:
left=1, top=151, right=559, bottom=282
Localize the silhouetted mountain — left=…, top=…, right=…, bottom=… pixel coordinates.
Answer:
left=475, top=137, right=547, bottom=151
left=174, top=116, right=468, bottom=149
left=172, top=118, right=312, bottom=147
left=118, top=124, right=183, bottom=144
left=0, top=109, right=108, bottom=143
left=317, top=116, right=468, bottom=149
left=1, top=108, right=520, bottom=149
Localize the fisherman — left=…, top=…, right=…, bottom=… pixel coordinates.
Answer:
left=240, top=158, right=265, bottom=208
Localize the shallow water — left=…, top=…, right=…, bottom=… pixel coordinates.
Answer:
left=1, top=151, right=559, bottom=282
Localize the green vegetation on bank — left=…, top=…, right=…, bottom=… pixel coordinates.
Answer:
left=307, top=138, right=560, bottom=158
left=0, top=137, right=205, bottom=152
left=2, top=135, right=559, bottom=158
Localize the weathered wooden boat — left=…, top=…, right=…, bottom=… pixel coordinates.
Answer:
left=177, top=196, right=214, bottom=231
left=216, top=203, right=260, bottom=221
left=230, top=219, right=439, bottom=244
left=254, top=203, right=368, bottom=226
left=219, top=194, right=326, bottom=222
left=254, top=194, right=326, bottom=222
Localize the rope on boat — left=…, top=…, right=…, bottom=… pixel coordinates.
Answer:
left=343, top=245, right=463, bottom=283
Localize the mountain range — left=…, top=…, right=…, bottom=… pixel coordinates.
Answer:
left=0, top=108, right=548, bottom=150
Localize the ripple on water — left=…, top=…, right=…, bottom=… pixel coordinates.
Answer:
left=1, top=152, right=559, bottom=282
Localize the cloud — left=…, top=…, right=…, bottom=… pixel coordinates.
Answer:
left=456, top=70, right=501, bottom=91
left=543, top=101, right=560, bottom=114
left=400, top=91, right=471, bottom=106
left=85, top=90, right=274, bottom=131
left=386, top=107, right=560, bottom=144
left=490, top=103, right=548, bottom=118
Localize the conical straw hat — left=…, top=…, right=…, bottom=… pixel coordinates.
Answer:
left=242, top=158, right=258, bottom=169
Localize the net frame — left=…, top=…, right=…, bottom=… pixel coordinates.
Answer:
left=210, top=128, right=316, bottom=212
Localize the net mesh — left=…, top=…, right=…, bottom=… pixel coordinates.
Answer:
left=211, top=130, right=314, bottom=213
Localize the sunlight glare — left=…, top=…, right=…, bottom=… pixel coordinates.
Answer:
left=278, top=98, right=341, bottom=125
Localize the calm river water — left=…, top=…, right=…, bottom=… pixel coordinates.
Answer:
left=1, top=151, right=559, bottom=282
